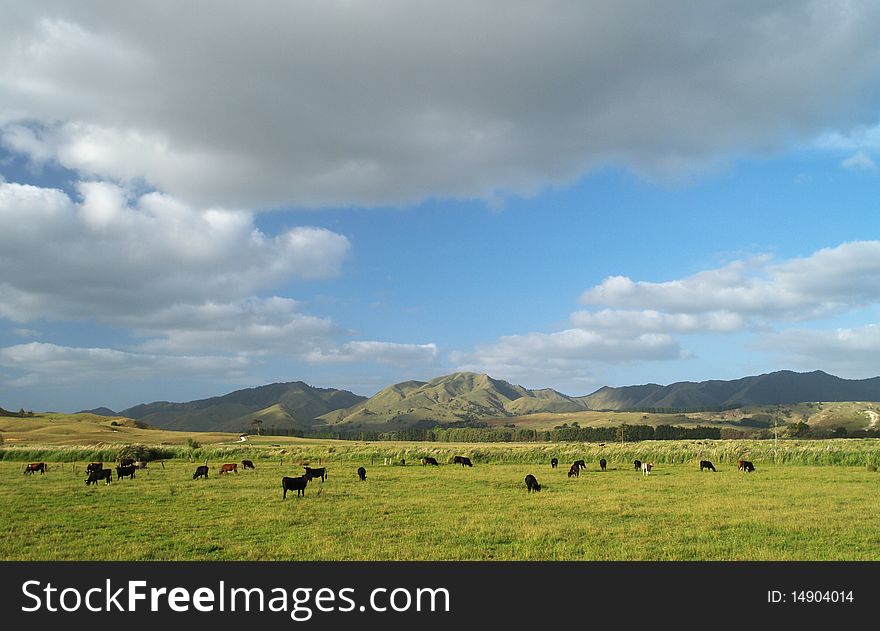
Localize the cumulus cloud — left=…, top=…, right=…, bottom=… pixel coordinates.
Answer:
left=0, top=336, right=441, bottom=388
left=453, top=328, right=684, bottom=383
left=306, top=341, right=439, bottom=366
left=760, top=324, right=880, bottom=378
left=3, top=2, right=880, bottom=207
left=581, top=242, right=880, bottom=321
left=132, top=298, right=339, bottom=356
left=0, top=342, right=250, bottom=387
left=570, top=309, right=747, bottom=334
left=455, top=241, right=880, bottom=382
left=0, top=180, right=350, bottom=323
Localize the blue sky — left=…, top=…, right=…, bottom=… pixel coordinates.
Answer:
left=2, top=2, right=880, bottom=412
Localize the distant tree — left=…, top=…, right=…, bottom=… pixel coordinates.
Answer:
left=186, top=437, right=201, bottom=449
left=788, top=421, right=811, bottom=438
left=251, top=418, right=263, bottom=436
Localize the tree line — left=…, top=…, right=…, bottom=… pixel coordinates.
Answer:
left=243, top=423, right=724, bottom=442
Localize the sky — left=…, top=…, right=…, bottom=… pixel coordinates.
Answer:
left=2, top=1, right=880, bottom=412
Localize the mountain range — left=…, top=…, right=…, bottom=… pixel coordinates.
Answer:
left=75, top=369, right=880, bottom=433
left=95, top=381, right=366, bottom=432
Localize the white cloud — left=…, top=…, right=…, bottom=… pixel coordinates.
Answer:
left=132, top=298, right=339, bottom=356
left=841, top=150, right=877, bottom=172
left=4, top=3, right=880, bottom=207
left=454, top=328, right=683, bottom=381
left=581, top=242, right=880, bottom=321
left=455, top=241, right=880, bottom=383
left=761, top=324, right=880, bottom=378
left=306, top=341, right=439, bottom=366
left=570, top=309, right=747, bottom=334
left=0, top=180, right=350, bottom=323
left=0, top=342, right=250, bottom=387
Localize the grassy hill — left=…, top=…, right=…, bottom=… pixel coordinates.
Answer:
left=120, top=381, right=366, bottom=432
left=0, top=412, right=241, bottom=446
left=318, top=372, right=584, bottom=427
left=478, top=401, right=880, bottom=434
left=578, top=370, right=880, bottom=410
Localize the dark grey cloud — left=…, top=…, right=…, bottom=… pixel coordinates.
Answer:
left=3, top=1, right=880, bottom=208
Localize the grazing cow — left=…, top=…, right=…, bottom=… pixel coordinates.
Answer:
left=192, top=465, right=209, bottom=480
left=573, top=459, right=586, bottom=471
left=357, top=466, right=367, bottom=481
left=421, top=456, right=439, bottom=466
left=599, top=458, right=607, bottom=471
left=453, top=455, right=473, bottom=467
left=304, top=466, right=326, bottom=482
left=24, top=462, right=46, bottom=475
left=633, top=459, right=642, bottom=471
left=550, top=458, right=558, bottom=469
left=738, top=460, right=755, bottom=473
left=642, top=462, right=653, bottom=476
left=282, top=475, right=309, bottom=498
left=567, top=464, right=580, bottom=478
left=525, top=474, right=541, bottom=493
left=85, top=468, right=112, bottom=485
left=86, top=462, right=103, bottom=473
left=700, top=460, right=716, bottom=472
left=219, top=463, right=238, bottom=475
left=118, top=458, right=134, bottom=467
left=116, top=464, right=136, bottom=480
left=241, top=459, right=255, bottom=470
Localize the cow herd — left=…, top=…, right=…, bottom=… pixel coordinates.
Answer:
left=21, top=451, right=759, bottom=498
left=522, top=455, right=756, bottom=492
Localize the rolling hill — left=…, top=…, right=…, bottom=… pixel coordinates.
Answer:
left=577, top=370, right=880, bottom=410
left=62, top=369, right=880, bottom=433
left=317, top=372, right=587, bottom=427
left=119, top=382, right=366, bottom=432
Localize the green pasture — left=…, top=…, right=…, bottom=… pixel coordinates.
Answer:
left=2, top=453, right=879, bottom=560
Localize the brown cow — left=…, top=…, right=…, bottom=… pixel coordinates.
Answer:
left=24, top=462, right=46, bottom=475
left=219, top=463, right=238, bottom=474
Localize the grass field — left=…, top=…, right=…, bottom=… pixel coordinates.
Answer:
left=2, top=455, right=880, bottom=561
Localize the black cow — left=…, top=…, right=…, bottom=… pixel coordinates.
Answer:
left=85, top=469, right=112, bottom=485
left=304, top=466, right=326, bottom=482
left=525, top=474, right=541, bottom=493
left=599, top=458, right=607, bottom=471
left=633, top=459, right=642, bottom=471
left=192, top=465, right=209, bottom=480
left=453, top=455, right=473, bottom=467
left=357, top=466, right=367, bottom=481
left=118, top=458, right=135, bottom=467
left=421, top=457, right=439, bottom=466
left=242, top=459, right=255, bottom=470
left=86, top=462, right=103, bottom=473
left=567, top=464, right=580, bottom=478
left=24, top=462, right=46, bottom=475
left=739, top=460, right=755, bottom=473
left=550, top=457, right=558, bottom=469
left=573, top=459, right=586, bottom=470
left=116, top=464, right=136, bottom=480
left=700, top=460, right=716, bottom=472
left=282, top=475, right=309, bottom=498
